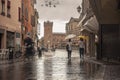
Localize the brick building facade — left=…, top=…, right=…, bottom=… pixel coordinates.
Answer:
left=0, top=0, right=21, bottom=51
left=52, top=33, right=66, bottom=48
left=44, top=21, right=53, bottom=49
left=21, top=0, right=39, bottom=50
left=0, top=0, right=39, bottom=52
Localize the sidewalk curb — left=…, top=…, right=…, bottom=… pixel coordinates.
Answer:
left=84, top=57, right=120, bottom=66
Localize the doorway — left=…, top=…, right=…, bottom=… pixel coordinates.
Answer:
left=0, top=33, right=2, bottom=49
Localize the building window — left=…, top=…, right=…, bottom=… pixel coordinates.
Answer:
left=25, top=8, right=28, bottom=20
left=7, top=31, right=15, bottom=48
left=18, top=7, right=21, bottom=21
left=1, top=0, right=5, bottom=16
left=31, top=15, right=35, bottom=26
left=25, top=27, right=28, bottom=34
left=7, top=0, right=11, bottom=18
left=22, top=2, right=24, bottom=16
left=16, top=33, right=20, bottom=38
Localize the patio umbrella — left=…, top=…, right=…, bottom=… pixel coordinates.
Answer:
left=65, top=34, right=76, bottom=40
left=78, top=36, right=85, bottom=38
left=78, top=35, right=88, bottom=40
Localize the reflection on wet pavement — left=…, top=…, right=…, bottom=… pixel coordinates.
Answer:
left=0, top=49, right=119, bottom=80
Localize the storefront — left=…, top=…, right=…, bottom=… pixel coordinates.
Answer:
left=78, top=15, right=99, bottom=58
left=82, top=16, right=99, bottom=58
left=0, top=26, right=21, bottom=51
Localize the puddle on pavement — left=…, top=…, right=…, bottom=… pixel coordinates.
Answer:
left=0, top=57, right=103, bottom=80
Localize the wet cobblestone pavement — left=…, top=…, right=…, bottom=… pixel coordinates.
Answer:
left=0, top=49, right=120, bottom=80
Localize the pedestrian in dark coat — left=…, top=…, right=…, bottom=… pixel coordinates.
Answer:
left=38, top=46, right=42, bottom=57
left=66, top=39, right=72, bottom=60
left=24, top=33, right=34, bottom=58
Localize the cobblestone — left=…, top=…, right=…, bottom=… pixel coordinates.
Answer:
left=0, top=49, right=119, bottom=80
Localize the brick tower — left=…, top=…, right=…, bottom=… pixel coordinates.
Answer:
left=44, top=21, right=53, bottom=49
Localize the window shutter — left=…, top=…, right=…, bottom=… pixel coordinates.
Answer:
left=18, top=7, right=21, bottom=21
left=31, top=16, right=35, bottom=26
left=7, top=1, right=11, bottom=9
left=25, top=8, right=28, bottom=20
left=1, top=0, right=5, bottom=4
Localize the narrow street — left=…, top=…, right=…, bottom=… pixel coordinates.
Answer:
left=0, top=0, right=120, bottom=80
left=0, top=49, right=119, bottom=80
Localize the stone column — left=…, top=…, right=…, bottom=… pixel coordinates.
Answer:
left=90, top=33, right=95, bottom=57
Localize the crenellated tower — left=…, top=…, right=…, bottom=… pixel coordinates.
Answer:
left=44, top=21, right=53, bottom=49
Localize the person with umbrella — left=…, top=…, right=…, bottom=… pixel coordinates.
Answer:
left=65, top=34, right=76, bottom=40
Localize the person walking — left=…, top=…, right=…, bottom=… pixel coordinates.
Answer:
left=66, top=39, right=72, bottom=60
left=78, top=38, right=85, bottom=59
left=38, top=46, right=42, bottom=57
left=24, top=33, right=34, bottom=59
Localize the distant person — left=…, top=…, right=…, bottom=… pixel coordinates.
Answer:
left=24, top=33, right=34, bottom=59
left=66, top=39, right=72, bottom=60
left=78, top=38, right=85, bottom=59
left=38, top=46, right=42, bottom=57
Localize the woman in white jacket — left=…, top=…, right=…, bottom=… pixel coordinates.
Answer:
left=79, top=38, right=85, bottom=59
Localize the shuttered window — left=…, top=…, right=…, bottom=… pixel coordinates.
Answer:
left=7, top=0, right=11, bottom=18
left=18, top=7, right=21, bottom=21
left=1, top=0, right=5, bottom=16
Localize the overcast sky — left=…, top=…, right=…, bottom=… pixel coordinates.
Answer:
left=35, top=0, right=82, bottom=38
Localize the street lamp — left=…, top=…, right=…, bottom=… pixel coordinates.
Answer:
left=77, top=6, right=81, bottom=13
